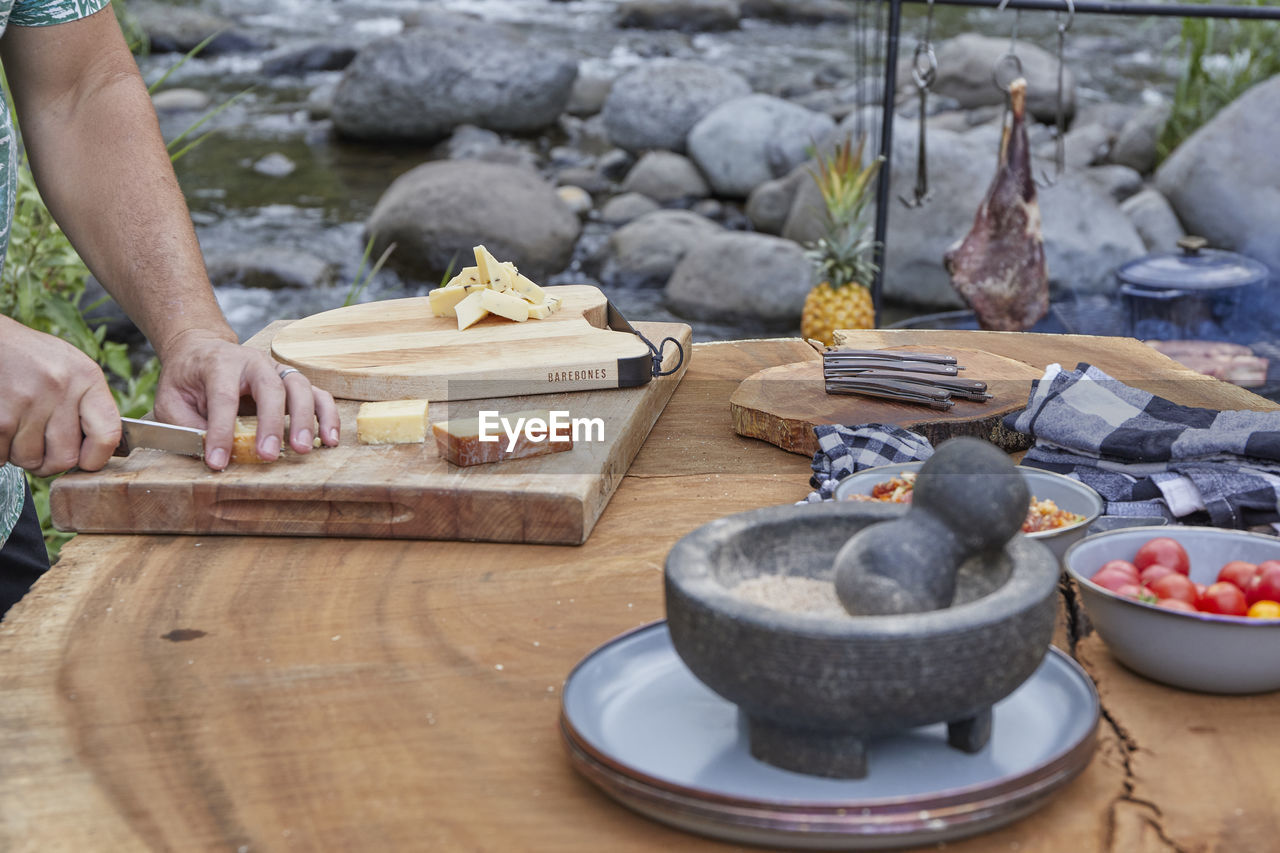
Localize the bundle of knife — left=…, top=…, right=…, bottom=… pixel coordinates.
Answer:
left=822, top=349, right=992, bottom=410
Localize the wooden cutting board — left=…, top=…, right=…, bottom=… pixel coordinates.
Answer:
left=50, top=319, right=691, bottom=546
left=271, top=285, right=655, bottom=401
left=730, top=345, right=1044, bottom=457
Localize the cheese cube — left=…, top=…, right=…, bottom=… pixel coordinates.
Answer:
left=478, top=288, right=529, bottom=322
left=427, top=285, right=471, bottom=318
left=432, top=408, right=573, bottom=467
left=356, top=399, right=429, bottom=445
left=230, top=417, right=270, bottom=464
left=527, top=294, right=561, bottom=319
left=511, top=273, right=546, bottom=306
left=454, top=290, right=490, bottom=330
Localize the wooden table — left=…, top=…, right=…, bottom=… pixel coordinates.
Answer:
left=3, top=331, right=1278, bottom=852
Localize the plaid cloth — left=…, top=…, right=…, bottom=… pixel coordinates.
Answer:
left=803, top=424, right=934, bottom=503
left=1006, top=363, right=1280, bottom=528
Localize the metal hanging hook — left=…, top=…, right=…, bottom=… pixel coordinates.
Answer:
left=899, top=0, right=937, bottom=208
left=1036, top=0, right=1075, bottom=188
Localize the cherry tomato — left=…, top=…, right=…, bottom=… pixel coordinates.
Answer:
left=1091, top=566, right=1140, bottom=593
left=1139, top=564, right=1177, bottom=587
left=1248, top=564, right=1280, bottom=606
left=1149, top=573, right=1198, bottom=605
left=1217, top=560, right=1259, bottom=591
left=1134, top=537, right=1190, bottom=576
left=1247, top=600, right=1280, bottom=619
left=1098, top=559, right=1139, bottom=583
left=1157, top=598, right=1198, bottom=613
left=1198, top=581, right=1249, bottom=616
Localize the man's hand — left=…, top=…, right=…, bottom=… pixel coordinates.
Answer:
left=0, top=316, right=119, bottom=476
left=153, top=329, right=341, bottom=471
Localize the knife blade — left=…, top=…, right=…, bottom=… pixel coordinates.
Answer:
left=113, top=417, right=207, bottom=458
left=824, top=380, right=956, bottom=410
left=825, top=348, right=958, bottom=365
left=823, top=358, right=960, bottom=377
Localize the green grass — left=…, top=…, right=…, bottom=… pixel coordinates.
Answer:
left=1158, top=1, right=1280, bottom=161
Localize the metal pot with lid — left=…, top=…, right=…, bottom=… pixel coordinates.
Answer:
left=1117, top=236, right=1273, bottom=343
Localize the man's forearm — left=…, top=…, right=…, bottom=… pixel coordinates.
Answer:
left=1, top=8, right=237, bottom=360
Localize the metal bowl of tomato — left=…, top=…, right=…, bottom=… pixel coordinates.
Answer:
left=834, top=462, right=1103, bottom=563
left=1064, top=526, right=1280, bottom=694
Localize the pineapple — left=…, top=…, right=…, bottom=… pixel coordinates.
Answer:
left=800, top=134, right=883, bottom=345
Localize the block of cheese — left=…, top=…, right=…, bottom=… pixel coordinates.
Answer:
left=454, top=290, right=490, bottom=330
left=432, top=408, right=573, bottom=467
left=357, top=399, right=429, bottom=445
left=230, top=417, right=269, bottom=464
left=511, top=273, right=547, bottom=306
left=478, top=288, right=529, bottom=322
left=527, top=294, right=561, bottom=319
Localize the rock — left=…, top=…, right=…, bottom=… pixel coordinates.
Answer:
left=1036, top=122, right=1111, bottom=171
left=130, top=1, right=261, bottom=55
left=558, top=114, right=614, bottom=157
left=567, top=66, right=615, bottom=117
left=666, top=231, right=814, bottom=328
left=739, top=0, right=857, bottom=24
left=597, top=149, right=636, bottom=182
left=1155, top=75, right=1280, bottom=271
left=600, top=192, right=662, bottom=224
left=620, top=151, right=710, bottom=202
left=1121, top=188, right=1186, bottom=252
left=260, top=43, right=358, bottom=76
left=591, top=209, right=724, bottom=288
left=151, top=88, right=211, bottom=113
left=555, top=167, right=612, bottom=195
left=556, top=185, right=594, bottom=216
left=364, top=160, right=581, bottom=284
left=306, top=82, right=337, bottom=120
left=1084, top=164, right=1144, bottom=203
left=205, top=248, right=335, bottom=291
left=617, top=0, right=741, bottom=32
left=687, top=94, right=835, bottom=198
left=1109, top=102, right=1171, bottom=175
left=332, top=23, right=577, bottom=143
left=601, top=59, right=751, bottom=154
left=443, top=125, right=503, bottom=160
left=1074, top=101, right=1138, bottom=138
left=746, top=165, right=810, bottom=235
left=252, top=153, right=297, bottom=178
left=910, top=34, right=1076, bottom=125
left=1037, top=172, right=1147, bottom=295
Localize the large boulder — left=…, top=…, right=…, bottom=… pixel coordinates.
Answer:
left=782, top=113, right=1143, bottom=309
left=601, top=60, right=751, bottom=154
left=906, top=34, right=1076, bottom=125
left=617, top=0, right=741, bottom=31
left=332, top=24, right=576, bottom=143
left=740, top=0, right=857, bottom=23
left=591, top=210, right=725, bottom=289
left=666, top=232, right=814, bottom=328
left=746, top=166, right=810, bottom=235
left=1121, top=188, right=1186, bottom=252
left=364, top=160, right=581, bottom=285
left=1155, top=75, right=1280, bottom=271
left=1109, top=101, right=1171, bottom=175
left=621, top=151, right=711, bottom=202
left=129, top=0, right=261, bottom=54
left=687, top=94, right=836, bottom=198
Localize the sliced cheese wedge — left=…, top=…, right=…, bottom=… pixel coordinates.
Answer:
left=478, top=288, right=530, bottom=322
left=511, top=273, right=547, bottom=306
left=428, top=285, right=471, bottom=318
left=454, top=290, right=490, bottom=330
left=357, top=399, right=429, bottom=445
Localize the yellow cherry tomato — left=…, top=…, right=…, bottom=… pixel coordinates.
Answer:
left=1247, top=600, right=1280, bottom=619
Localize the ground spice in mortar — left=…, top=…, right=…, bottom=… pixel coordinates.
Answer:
left=731, top=575, right=847, bottom=618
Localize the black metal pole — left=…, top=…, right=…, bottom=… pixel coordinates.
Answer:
left=871, top=0, right=903, bottom=317
left=900, top=0, right=1280, bottom=20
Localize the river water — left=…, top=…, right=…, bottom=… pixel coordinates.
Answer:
left=144, top=0, right=1186, bottom=342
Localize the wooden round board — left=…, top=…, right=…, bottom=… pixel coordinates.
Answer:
left=270, top=285, right=654, bottom=402
left=729, top=346, right=1045, bottom=457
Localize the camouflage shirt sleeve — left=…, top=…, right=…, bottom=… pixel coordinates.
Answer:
left=10, top=0, right=111, bottom=27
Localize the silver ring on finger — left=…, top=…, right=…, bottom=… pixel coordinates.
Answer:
left=278, top=367, right=302, bottom=381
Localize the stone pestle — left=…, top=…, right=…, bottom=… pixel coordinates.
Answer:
left=833, top=437, right=1030, bottom=617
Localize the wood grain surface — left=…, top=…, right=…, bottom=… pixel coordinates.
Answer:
left=270, top=285, right=654, bottom=401
left=3, top=332, right=1277, bottom=853
left=730, top=345, right=1044, bottom=456
left=50, top=320, right=690, bottom=545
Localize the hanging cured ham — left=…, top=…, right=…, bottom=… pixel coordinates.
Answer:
left=943, top=78, right=1049, bottom=331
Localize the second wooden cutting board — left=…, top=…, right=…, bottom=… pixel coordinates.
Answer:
left=730, top=345, right=1045, bottom=457
left=271, top=285, right=655, bottom=402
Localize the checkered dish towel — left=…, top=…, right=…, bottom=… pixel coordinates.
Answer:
left=1006, top=362, right=1280, bottom=528
left=803, top=424, right=935, bottom=503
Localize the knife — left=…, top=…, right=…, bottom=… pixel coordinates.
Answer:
left=823, top=358, right=960, bottom=377
left=824, top=379, right=956, bottom=410
left=825, top=349, right=958, bottom=365
left=113, top=417, right=207, bottom=458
